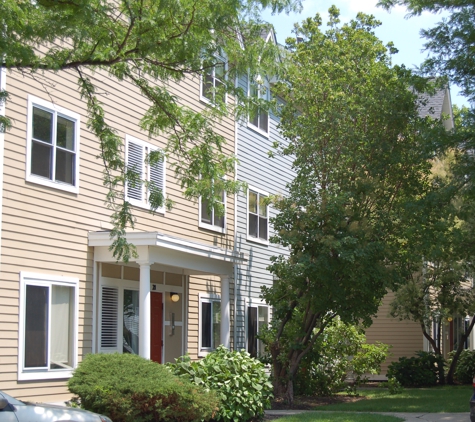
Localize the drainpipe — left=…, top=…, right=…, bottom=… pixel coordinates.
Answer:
left=0, top=65, right=6, bottom=271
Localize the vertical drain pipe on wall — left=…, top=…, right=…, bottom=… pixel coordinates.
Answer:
left=233, top=75, right=239, bottom=351
left=0, top=65, right=6, bottom=272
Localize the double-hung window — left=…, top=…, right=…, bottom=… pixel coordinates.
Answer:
left=27, top=96, right=80, bottom=193
left=199, top=295, right=221, bottom=353
left=248, top=188, right=268, bottom=243
left=201, top=56, right=226, bottom=104
left=125, top=135, right=165, bottom=212
left=247, top=304, right=269, bottom=358
left=18, top=272, right=78, bottom=381
left=248, top=78, right=269, bottom=134
left=199, top=186, right=226, bottom=233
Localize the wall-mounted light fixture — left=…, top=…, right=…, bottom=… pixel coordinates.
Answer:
left=170, top=292, right=180, bottom=303
left=447, top=316, right=453, bottom=322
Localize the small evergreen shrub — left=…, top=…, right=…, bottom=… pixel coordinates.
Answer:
left=451, top=350, right=475, bottom=384
left=68, top=353, right=218, bottom=422
left=387, top=351, right=444, bottom=387
left=169, top=346, right=273, bottom=421
left=379, top=377, right=404, bottom=394
left=294, top=319, right=389, bottom=396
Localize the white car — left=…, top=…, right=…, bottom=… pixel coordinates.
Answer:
left=0, top=391, right=112, bottom=422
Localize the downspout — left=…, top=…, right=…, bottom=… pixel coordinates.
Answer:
left=0, top=65, right=6, bottom=272
left=233, top=74, right=239, bottom=351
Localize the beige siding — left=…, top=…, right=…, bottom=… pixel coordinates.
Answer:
left=365, top=292, right=423, bottom=376
left=1, top=65, right=236, bottom=400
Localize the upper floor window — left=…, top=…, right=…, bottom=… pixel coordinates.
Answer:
left=26, top=96, right=80, bottom=194
left=201, top=56, right=226, bottom=104
left=18, top=272, right=78, bottom=381
left=248, top=188, right=268, bottom=243
left=125, top=135, right=165, bottom=212
left=248, top=78, right=269, bottom=134
left=199, top=187, right=226, bottom=234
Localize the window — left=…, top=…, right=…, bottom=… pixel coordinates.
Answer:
left=199, top=188, right=226, bottom=233
left=247, top=305, right=269, bottom=358
left=201, top=56, right=226, bottom=104
left=18, top=272, right=78, bottom=381
left=125, top=135, right=165, bottom=211
left=100, top=284, right=140, bottom=355
left=248, top=189, right=268, bottom=243
left=248, top=78, right=269, bottom=134
left=199, top=296, right=221, bottom=353
left=27, top=96, right=80, bottom=193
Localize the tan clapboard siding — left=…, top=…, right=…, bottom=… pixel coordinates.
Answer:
left=1, top=58, right=236, bottom=401
left=365, top=292, right=423, bottom=376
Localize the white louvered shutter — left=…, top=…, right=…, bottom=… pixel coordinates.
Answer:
left=100, top=286, right=119, bottom=351
left=126, top=140, right=144, bottom=202
left=149, top=149, right=164, bottom=201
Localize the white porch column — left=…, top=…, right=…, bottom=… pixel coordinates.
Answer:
left=220, top=275, right=230, bottom=349
left=138, top=261, right=151, bottom=359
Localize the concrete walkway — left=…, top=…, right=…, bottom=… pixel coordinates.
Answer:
left=265, top=410, right=470, bottom=421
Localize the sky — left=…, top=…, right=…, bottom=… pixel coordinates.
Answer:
left=261, top=0, right=469, bottom=107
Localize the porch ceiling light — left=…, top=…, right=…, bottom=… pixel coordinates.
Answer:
left=170, top=292, right=180, bottom=303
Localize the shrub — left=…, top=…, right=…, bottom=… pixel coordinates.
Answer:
left=387, top=351, right=444, bottom=387
left=294, top=319, right=389, bottom=396
left=68, top=353, right=218, bottom=422
left=379, top=377, right=404, bottom=394
left=168, top=346, right=273, bottom=421
left=451, top=349, right=475, bottom=384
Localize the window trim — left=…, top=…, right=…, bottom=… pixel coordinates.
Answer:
left=246, top=299, right=270, bottom=358
left=18, top=272, right=79, bottom=381
left=198, top=182, right=227, bottom=234
left=125, top=135, right=166, bottom=213
left=247, top=76, right=270, bottom=137
left=247, top=186, right=269, bottom=245
left=26, top=95, right=80, bottom=194
left=198, top=293, right=221, bottom=356
left=200, top=55, right=227, bottom=105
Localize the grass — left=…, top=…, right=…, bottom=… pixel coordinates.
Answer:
left=315, top=385, right=471, bottom=413
left=274, top=412, right=403, bottom=422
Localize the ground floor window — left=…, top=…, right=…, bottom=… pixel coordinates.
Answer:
left=200, top=296, right=221, bottom=352
left=100, top=284, right=140, bottom=355
left=19, top=272, right=78, bottom=381
left=247, top=304, right=269, bottom=358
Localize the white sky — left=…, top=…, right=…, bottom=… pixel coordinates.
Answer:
left=262, top=0, right=468, bottom=107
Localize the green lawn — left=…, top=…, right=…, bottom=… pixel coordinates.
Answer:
left=275, top=412, right=403, bottom=422
left=314, top=385, right=471, bottom=413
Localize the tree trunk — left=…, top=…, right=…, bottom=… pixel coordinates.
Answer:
left=421, top=323, right=445, bottom=385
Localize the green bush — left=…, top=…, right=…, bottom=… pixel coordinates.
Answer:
left=451, top=350, right=475, bottom=384
left=387, top=351, right=444, bottom=387
left=168, top=346, right=273, bottom=421
left=68, top=353, right=218, bottom=422
left=294, top=319, right=389, bottom=396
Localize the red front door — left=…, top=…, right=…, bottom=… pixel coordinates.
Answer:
left=151, top=292, right=163, bottom=363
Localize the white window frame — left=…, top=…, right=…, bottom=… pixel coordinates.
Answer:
left=247, top=186, right=269, bottom=245
left=198, top=293, right=221, bottom=356
left=198, top=180, right=226, bottom=234
left=26, top=95, right=80, bottom=194
left=125, top=135, right=166, bottom=213
left=247, top=76, right=270, bottom=136
left=200, top=54, right=227, bottom=105
left=246, top=299, right=270, bottom=358
left=98, top=277, right=140, bottom=355
left=18, top=272, right=79, bottom=381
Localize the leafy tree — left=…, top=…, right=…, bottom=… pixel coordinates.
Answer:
left=0, top=0, right=300, bottom=260
left=377, top=0, right=475, bottom=104
left=261, top=7, right=450, bottom=403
